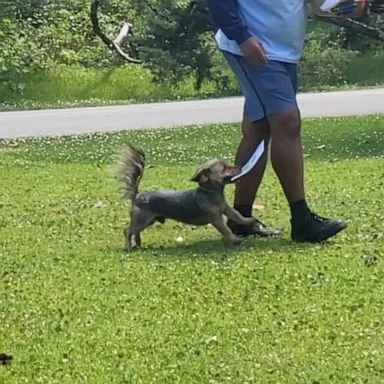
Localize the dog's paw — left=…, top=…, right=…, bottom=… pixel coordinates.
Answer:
left=225, top=236, right=243, bottom=245
left=123, top=243, right=133, bottom=253
left=0, top=353, right=12, bottom=365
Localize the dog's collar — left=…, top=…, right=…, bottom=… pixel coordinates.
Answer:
left=197, top=185, right=224, bottom=194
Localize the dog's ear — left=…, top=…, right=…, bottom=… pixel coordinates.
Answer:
left=190, top=168, right=210, bottom=183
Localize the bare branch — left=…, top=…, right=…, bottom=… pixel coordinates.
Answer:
left=114, top=22, right=132, bottom=45
left=90, top=0, right=142, bottom=64
left=316, top=14, right=384, bottom=42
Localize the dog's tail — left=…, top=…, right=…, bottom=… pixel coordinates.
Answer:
left=113, top=145, right=145, bottom=202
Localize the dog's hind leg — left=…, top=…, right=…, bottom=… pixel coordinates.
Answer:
left=124, top=224, right=144, bottom=252
left=124, top=206, right=157, bottom=251
left=124, top=225, right=134, bottom=252
left=134, top=233, right=141, bottom=248
left=133, top=214, right=166, bottom=248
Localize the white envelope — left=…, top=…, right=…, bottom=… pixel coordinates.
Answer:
left=320, top=0, right=347, bottom=11
left=231, top=140, right=265, bottom=182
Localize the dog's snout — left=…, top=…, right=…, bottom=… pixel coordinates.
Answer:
left=227, top=165, right=241, bottom=176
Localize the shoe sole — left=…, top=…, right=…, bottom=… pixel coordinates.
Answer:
left=292, top=221, right=347, bottom=243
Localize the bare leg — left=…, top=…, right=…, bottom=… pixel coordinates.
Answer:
left=234, top=115, right=270, bottom=210
left=268, top=109, right=305, bottom=204
left=229, top=114, right=281, bottom=237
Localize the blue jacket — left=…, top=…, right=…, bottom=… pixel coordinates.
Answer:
left=207, top=0, right=252, bottom=45
left=207, top=0, right=307, bottom=63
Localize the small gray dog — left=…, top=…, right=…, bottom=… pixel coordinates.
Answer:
left=114, top=145, right=256, bottom=251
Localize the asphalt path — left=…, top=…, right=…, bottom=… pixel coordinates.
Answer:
left=0, top=88, right=383, bottom=139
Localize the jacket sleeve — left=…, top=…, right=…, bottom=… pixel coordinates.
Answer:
left=206, top=0, right=252, bottom=45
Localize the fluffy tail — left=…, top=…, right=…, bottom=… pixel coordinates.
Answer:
left=113, top=145, right=145, bottom=202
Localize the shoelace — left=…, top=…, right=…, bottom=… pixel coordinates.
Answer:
left=311, top=212, right=329, bottom=222
left=253, top=218, right=267, bottom=228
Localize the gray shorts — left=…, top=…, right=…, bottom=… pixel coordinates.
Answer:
left=223, top=50, right=298, bottom=123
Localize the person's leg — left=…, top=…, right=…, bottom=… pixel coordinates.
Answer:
left=221, top=51, right=281, bottom=237
left=267, top=108, right=347, bottom=242
left=233, top=115, right=270, bottom=216
left=228, top=115, right=281, bottom=237
left=221, top=52, right=346, bottom=242
left=268, top=108, right=305, bottom=204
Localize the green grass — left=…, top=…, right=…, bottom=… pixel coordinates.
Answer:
left=1, top=49, right=384, bottom=111
left=1, top=115, right=384, bottom=383
left=0, top=65, right=236, bottom=112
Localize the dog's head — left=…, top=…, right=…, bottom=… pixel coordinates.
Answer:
left=190, top=159, right=241, bottom=188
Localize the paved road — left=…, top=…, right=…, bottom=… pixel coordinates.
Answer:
left=1, top=88, right=383, bottom=139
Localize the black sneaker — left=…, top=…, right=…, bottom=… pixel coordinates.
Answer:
left=228, top=217, right=282, bottom=238
left=291, top=212, right=347, bottom=243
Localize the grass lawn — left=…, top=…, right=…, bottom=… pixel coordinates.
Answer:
left=1, top=115, right=383, bottom=383
left=1, top=51, right=384, bottom=112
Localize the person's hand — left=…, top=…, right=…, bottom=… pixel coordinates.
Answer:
left=239, top=36, right=268, bottom=65
left=309, top=0, right=371, bottom=19
left=337, top=0, right=371, bottom=19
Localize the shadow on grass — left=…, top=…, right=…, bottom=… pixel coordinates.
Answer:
left=105, top=236, right=323, bottom=262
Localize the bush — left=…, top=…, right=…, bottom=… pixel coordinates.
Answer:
left=0, top=0, right=383, bottom=107
left=299, top=23, right=358, bottom=90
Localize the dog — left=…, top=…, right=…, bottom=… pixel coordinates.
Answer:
left=113, top=145, right=256, bottom=251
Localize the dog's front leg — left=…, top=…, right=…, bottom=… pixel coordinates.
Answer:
left=224, top=205, right=255, bottom=226
left=210, top=215, right=242, bottom=245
